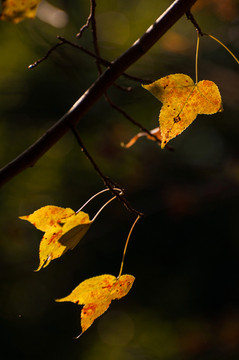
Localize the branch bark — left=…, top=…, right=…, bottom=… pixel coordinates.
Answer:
left=0, top=0, right=197, bottom=187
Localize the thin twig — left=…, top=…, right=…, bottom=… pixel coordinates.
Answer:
left=58, top=36, right=110, bottom=66
left=76, top=0, right=94, bottom=38
left=60, top=37, right=152, bottom=83
left=186, top=11, right=204, bottom=36
left=29, top=36, right=152, bottom=84
left=87, top=6, right=137, bottom=114
left=89, top=0, right=102, bottom=75
left=28, top=37, right=109, bottom=69
left=105, top=93, right=174, bottom=150
left=113, top=83, right=133, bottom=92
left=71, top=125, right=144, bottom=217
left=28, top=42, right=64, bottom=69
left=104, top=93, right=162, bottom=145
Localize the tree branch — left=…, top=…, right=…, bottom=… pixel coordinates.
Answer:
left=71, top=126, right=143, bottom=216
left=186, top=10, right=204, bottom=36
left=0, top=0, right=198, bottom=187
left=76, top=0, right=95, bottom=38
left=29, top=37, right=152, bottom=85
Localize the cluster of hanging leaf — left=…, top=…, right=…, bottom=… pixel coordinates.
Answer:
left=20, top=202, right=135, bottom=336
left=5, top=0, right=238, bottom=337
left=0, top=0, right=42, bottom=23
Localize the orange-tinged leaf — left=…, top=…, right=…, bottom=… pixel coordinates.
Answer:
left=123, top=127, right=162, bottom=148
left=20, top=206, right=92, bottom=271
left=0, top=0, right=41, bottom=23
left=142, top=74, right=223, bottom=148
left=56, top=274, right=135, bottom=334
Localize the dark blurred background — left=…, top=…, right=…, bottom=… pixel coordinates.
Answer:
left=0, top=0, right=238, bottom=359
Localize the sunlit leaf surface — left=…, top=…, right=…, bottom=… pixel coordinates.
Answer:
left=20, top=205, right=92, bottom=270
left=143, top=74, right=223, bottom=148
left=56, top=274, right=135, bottom=334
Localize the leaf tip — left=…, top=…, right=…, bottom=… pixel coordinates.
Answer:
left=54, top=298, right=62, bottom=303
left=161, top=140, right=167, bottom=149
left=141, top=83, right=149, bottom=90
left=34, top=264, right=42, bottom=272
left=19, top=215, right=28, bottom=220
left=55, top=294, right=73, bottom=303
left=74, top=332, right=83, bottom=340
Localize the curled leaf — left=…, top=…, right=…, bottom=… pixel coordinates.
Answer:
left=142, top=74, right=223, bottom=148
left=0, top=0, right=41, bottom=23
left=123, top=127, right=162, bottom=148
left=56, top=274, right=135, bottom=335
left=20, top=205, right=92, bottom=271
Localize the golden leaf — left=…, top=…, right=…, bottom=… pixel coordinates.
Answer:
left=56, top=274, right=135, bottom=334
left=142, top=74, right=223, bottom=148
left=0, top=0, right=41, bottom=23
left=20, top=205, right=92, bottom=271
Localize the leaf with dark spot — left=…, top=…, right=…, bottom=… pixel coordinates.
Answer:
left=142, top=74, right=223, bottom=148
left=56, top=274, right=135, bottom=335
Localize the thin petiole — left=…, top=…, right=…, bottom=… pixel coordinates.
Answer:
left=118, top=215, right=141, bottom=278
left=91, top=195, right=121, bottom=222
left=205, top=33, right=239, bottom=64
left=76, top=188, right=122, bottom=213
left=195, top=29, right=200, bottom=84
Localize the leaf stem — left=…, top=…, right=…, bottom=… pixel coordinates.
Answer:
left=92, top=196, right=118, bottom=222
left=205, top=33, right=239, bottom=64
left=118, top=215, right=140, bottom=278
left=76, top=188, right=122, bottom=213
left=195, top=29, right=200, bottom=84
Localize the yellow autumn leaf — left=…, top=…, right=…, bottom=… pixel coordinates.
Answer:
left=56, top=274, right=135, bottom=335
left=142, top=74, right=223, bottom=148
left=19, top=205, right=92, bottom=271
left=0, top=0, right=41, bottom=23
